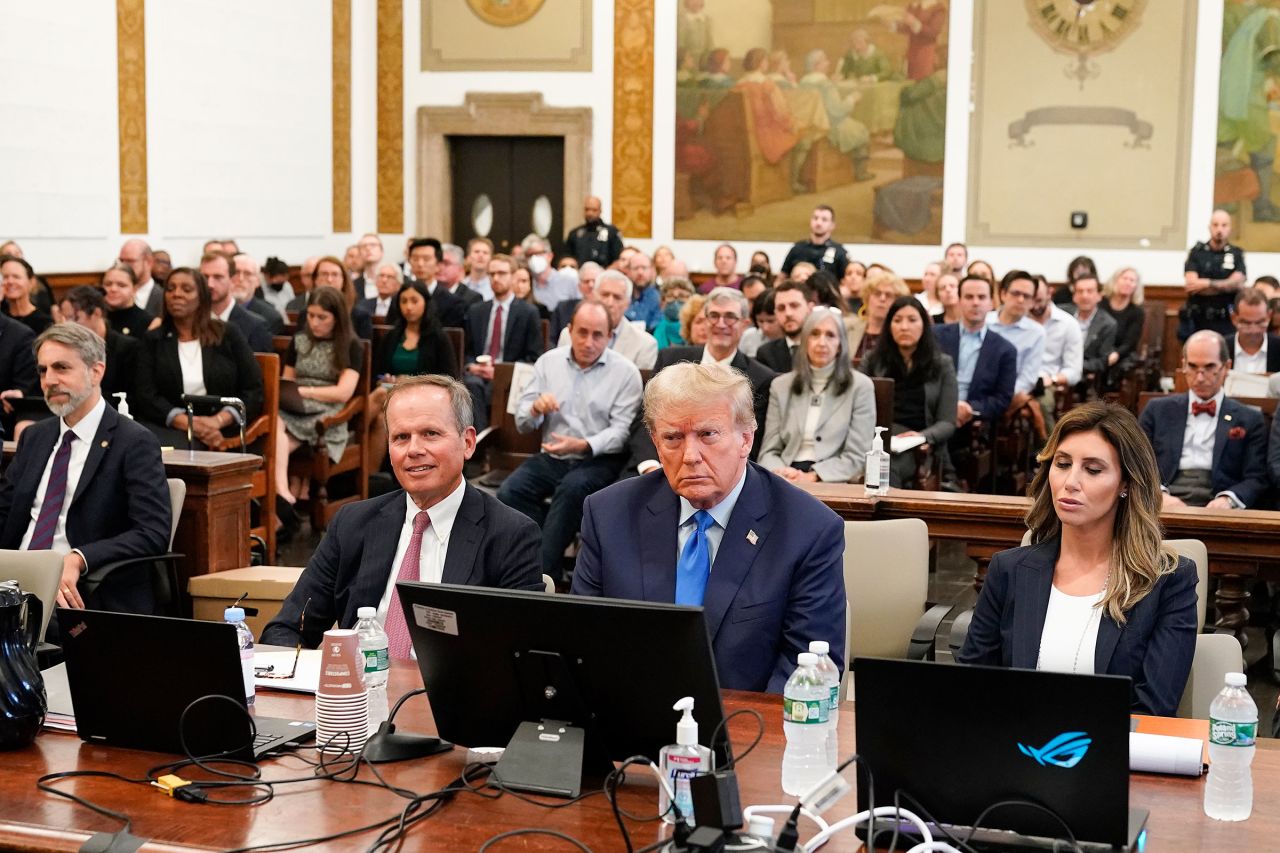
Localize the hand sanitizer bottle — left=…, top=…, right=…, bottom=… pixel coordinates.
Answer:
left=864, top=426, right=890, bottom=496
left=659, top=696, right=713, bottom=825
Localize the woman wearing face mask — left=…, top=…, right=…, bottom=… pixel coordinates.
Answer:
left=760, top=307, right=876, bottom=483
left=654, top=278, right=695, bottom=348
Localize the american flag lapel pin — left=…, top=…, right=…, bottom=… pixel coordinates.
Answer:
left=746, top=530, right=758, bottom=546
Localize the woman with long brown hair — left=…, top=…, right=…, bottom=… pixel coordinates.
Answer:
left=957, top=402, right=1197, bottom=716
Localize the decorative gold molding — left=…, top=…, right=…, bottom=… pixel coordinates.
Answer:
left=421, top=0, right=592, bottom=72
left=377, top=0, right=403, bottom=234
left=612, top=0, right=653, bottom=238
left=116, top=0, right=147, bottom=234
left=332, top=0, right=351, bottom=233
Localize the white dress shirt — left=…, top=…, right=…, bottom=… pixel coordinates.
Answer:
left=1038, top=305, right=1083, bottom=386
left=1179, top=389, right=1225, bottom=471
left=21, top=397, right=108, bottom=562
left=214, top=301, right=234, bottom=323
left=676, top=467, right=748, bottom=571
left=700, top=347, right=738, bottom=367
left=134, top=279, right=155, bottom=311
left=1234, top=338, right=1268, bottom=375
left=376, top=478, right=468, bottom=625
left=1036, top=585, right=1104, bottom=674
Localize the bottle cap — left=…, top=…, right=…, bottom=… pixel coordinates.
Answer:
left=224, top=606, right=246, bottom=622
left=357, top=606, right=376, bottom=620
left=809, top=640, right=829, bottom=655
left=1226, top=672, right=1247, bottom=687
left=748, top=815, right=776, bottom=840
left=797, top=652, right=818, bottom=667
left=673, top=696, right=698, bottom=745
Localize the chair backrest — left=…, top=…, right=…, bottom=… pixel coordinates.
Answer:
left=1177, top=633, right=1243, bottom=719
left=486, top=362, right=543, bottom=470
left=444, top=326, right=465, bottom=373
left=541, top=574, right=556, bottom=594
left=0, top=550, right=62, bottom=638
left=166, top=479, right=187, bottom=550
left=869, top=376, right=894, bottom=431
left=843, top=518, right=929, bottom=664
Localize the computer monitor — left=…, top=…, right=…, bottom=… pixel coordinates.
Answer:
left=397, top=582, right=726, bottom=798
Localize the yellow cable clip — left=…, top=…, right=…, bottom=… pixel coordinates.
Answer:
left=151, top=774, right=192, bottom=797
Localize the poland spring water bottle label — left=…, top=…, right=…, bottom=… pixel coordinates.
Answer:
left=784, top=697, right=829, bottom=724
left=1209, top=718, right=1257, bottom=747
left=363, top=647, right=389, bottom=674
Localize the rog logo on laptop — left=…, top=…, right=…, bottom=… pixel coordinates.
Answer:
left=1018, top=731, right=1092, bottom=768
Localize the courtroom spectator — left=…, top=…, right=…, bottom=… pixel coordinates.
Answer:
left=407, top=238, right=468, bottom=329
left=933, top=271, right=961, bottom=325
left=781, top=204, right=848, bottom=278
left=261, top=375, right=544, bottom=653
left=513, top=263, right=552, bottom=322
left=755, top=280, right=815, bottom=373
left=1064, top=275, right=1117, bottom=391
left=0, top=323, right=171, bottom=615
left=558, top=257, right=579, bottom=271
left=258, top=256, right=295, bottom=320
left=231, top=253, right=284, bottom=335
left=556, top=269, right=658, bottom=369
left=740, top=287, right=780, bottom=358
left=521, top=234, right=579, bottom=313
left=653, top=278, right=696, bottom=348
left=438, top=243, right=482, bottom=308
left=273, top=286, right=365, bottom=541
left=1101, top=267, right=1146, bottom=380
left=850, top=268, right=910, bottom=360
left=1, top=256, right=52, bottom=337
left=464, top=237, right=494, bottom=300
left=1029, top=274, right=1083, bottom=432
left=571, top=362, right=847, bottom=692
left=807, top=270, right=852, bottom=314
left=58, top=286, right=140, bottom=414
left=0, top=242, right=53, bottom=316
left=286, top=255, right=320, bottom=314
left=790, top=261, right=817, bottom=284
left=839, top=258, right=866, bottom=305
left=360, top=263, right=402, bottom=322
left=203, top=239, right=225, bottom=256
left=653, top=245, right=676, bottom=282
left=958, top=402, right=1197, bottom=717
left=703, top=243, right=741, bottom=293
left=761, top=307, right=875, bottom=483
left=368, top=281, right=460, bottom=473
left=1183, top=209, right=1245, bottom=338
left=1139, top=331, right=1268, bottom=509
left=1053, top=254, right=1098, bottom=306
left=860, top=297, right=957, bottom=488
left=750, top=250, right=773, bottom=281
left=1253, top=274, right=1279, bottom=301
left=133, top=267, right=263, bottom=450
left=741, top=273, right=768, bottom=312
left=550, top=261, right=601, bottom=341
left=680, top=294, right=710, bottom=347
left=986, top=270, right=1045, bottom=397
left=0, top=310, right=38, bottom=436
left=916, top=261, right=945, bottom=317
left=118, top=238, right=163, bottom=316
left=499, top=300, right=642, bottom=579
left=313, top=254, right=373, bottom=340
left=624, top=250, right=662, bottom=332
left=562, top=195, right=624, bottom=268
left=101, top=262, right=157, bottom=338
left=463, top=254, right=544, bottom=431
left=967, top=259, right=995, bottom=282
left=151, top=250, right=173, bottom=286
left=355, top=233, right=384, bottom=299
left=200, top=252, right=271, bottom=353
left=944, top=242, right=968, bottom=276
left=1227, top=287, right=1280, bottom=373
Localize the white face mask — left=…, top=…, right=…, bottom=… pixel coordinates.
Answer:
left=528, top=254, right=549, bottom=276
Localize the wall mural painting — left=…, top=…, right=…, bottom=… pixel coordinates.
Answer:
left=1216, top=0, right=1280, bottom=251
left=674, top=0, right=948, bottom=244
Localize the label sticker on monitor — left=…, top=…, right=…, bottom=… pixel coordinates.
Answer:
left=413, top=604, right=459, bottom=636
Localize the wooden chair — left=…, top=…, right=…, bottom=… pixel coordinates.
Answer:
left=868, top=376, right=937, bottom=490
left=246, top=353, right=280, bottom=563
left=445, top=327, right=465, bottom=373
left=289, top=341, right=373, bottom=531
left=472, top=362, right=542, bottom=489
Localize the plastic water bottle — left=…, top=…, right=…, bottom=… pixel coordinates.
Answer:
left=782, top=652, right=830, bottom=796
left=809, top=641, right=840, bottom=770
left=225, top=606, right=254, bottom=707
left=355, top=607, right=390, bottom=728
left=1204, top=672, right=1257, bottom=821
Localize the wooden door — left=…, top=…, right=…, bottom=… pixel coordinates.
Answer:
left=450, top=136, right=565, bottom=254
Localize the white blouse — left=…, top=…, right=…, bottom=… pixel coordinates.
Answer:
left=177, top=339, right=207, bottom=396
left=1037, top=585, right=1105, bottom=675
left=793, top=367, right=832, bottom=463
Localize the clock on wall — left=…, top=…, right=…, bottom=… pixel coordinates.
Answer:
left=1025, top=0, right=1148, bottom=85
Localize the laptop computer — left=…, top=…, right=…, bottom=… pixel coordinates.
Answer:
left=56, top=609, right=315, bottom=760
left=853, top=657, right=1147, bottom=851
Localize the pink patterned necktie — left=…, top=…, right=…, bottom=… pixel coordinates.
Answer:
left=386, top=511, right=431, bottom=660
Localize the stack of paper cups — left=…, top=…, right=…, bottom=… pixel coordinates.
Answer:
left=315, top=628, right=369, bottom=753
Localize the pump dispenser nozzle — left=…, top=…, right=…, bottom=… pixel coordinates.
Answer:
left=673, top=696, right=698, bottom=745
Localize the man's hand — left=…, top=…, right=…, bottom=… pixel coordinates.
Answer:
left=956, top=400, right=974, bottom=427
left=1161, top=493, right=1187, bottom=509
left=1107, top=352, right=1119, bottom=367
left=466, top=362, right=495, bottom=380
left=1206, top=495, right=1235, bottom=510
left=542, top=432, right=589, bottom=456
left=57, top=553, right=86, bottom=609
left=1184, top=278, right=1211, bottom=295
left=531, top=393, right=560, bottom=416
left=0, top=388, right=23, bottom=416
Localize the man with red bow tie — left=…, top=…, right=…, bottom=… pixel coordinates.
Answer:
left=1139, top=331, right=1268, bottom=509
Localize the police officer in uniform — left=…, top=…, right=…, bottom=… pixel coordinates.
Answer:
left=562, top=196, right=624, bottom=268
left=1183, top=209, right=1247, bottom=339
left=781, top=204, right=849, bottom=278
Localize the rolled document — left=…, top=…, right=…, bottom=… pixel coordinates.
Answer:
left=1129, top=731, right=1205, bottom=776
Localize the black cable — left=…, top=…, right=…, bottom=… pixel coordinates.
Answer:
left=478, top=828, right=595, bottom=852
left=707, top=708, right=766, bottom=771
left=962, top=798, right=1080, bottom=852
left=834, top=752, right=874, bottom=853
left=35, top=770, right=147, bottom=833
left=880, top=788, right=977, bottom=853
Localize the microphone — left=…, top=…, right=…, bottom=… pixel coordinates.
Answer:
left=181, top=394, right=246, bottom=410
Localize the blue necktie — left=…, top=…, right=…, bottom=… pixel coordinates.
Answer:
left=675, top=510, right=715, bottom=606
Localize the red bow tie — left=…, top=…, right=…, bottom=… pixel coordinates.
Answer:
left=1191, top=399, right=1216, bottom=418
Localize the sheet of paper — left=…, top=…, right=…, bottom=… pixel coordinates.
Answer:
left=506, top=362, right=538, bottom=415
left=1224, top=370, right=1270, bottom=398
left=253, top=649, right=322, bottom=694
left=40, top=662, right=77, bottom=730
left=890, top=434, right=926, bottom=454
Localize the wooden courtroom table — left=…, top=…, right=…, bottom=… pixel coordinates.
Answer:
left=3, top=442, right=259, bottom=580
left=2, top=662, right=1276, bottom=851
left=806, top=485, right=1280, bottom=644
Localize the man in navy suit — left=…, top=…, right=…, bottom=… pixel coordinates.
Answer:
left=0, top=324, right=171, bottom=614
left=933, top=274, right=1017, bottom=489
left=1139, top=331, right=1268, bottom=509
left=201, top=252, right=272, bottom=353
left=462, top=254, right=544, bottom=431
left=571, top=362, right=846, bottom=693
left=261, top=375, right=543, bottom=653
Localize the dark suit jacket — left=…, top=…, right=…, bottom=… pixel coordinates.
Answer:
left=550, top=297, right=580, bottom=343
left=956, top=538, right=1198, bottom=717
left=142, top=282, right=164, bottom=317
left=1226, top=333, right=1280, bottom=373
left=260, top=485, right=545, bottom=647
left=1139, top=393, right=1269, bottom=507
left=755, top=337, right=795, bottom=374
left=933, top=323, right=1016, bottom=421
left=104, top=331, right=140, bottom=408
left=446, top=283, right=484, bottom=307
left=464, top=298, right=543, bottom=364
left=134, top=322, right=265, bottom=427
left=243, top=298, right=285, bottom=335
left=0, top=312, right=38, bottom=398
left=1064, top=305, right=1118, bottom=376
left=571, top=462, right=846, bottom=693
left=418, top=279, right=468, bottom=330
left=227, top=303, right=272, bottom=352
left=627, top=347, right=776, bottom=468
left=0, top=403, right=171, bottom=612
